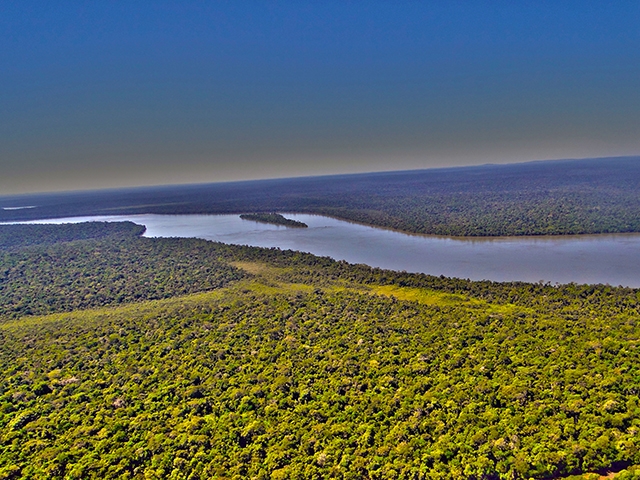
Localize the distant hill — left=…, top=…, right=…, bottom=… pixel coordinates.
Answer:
left=2, top=156, right=639, bottom=236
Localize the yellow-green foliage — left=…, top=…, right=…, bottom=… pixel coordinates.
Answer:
left=370, top=284, right=480, bottom=306
left=1, top=229, right=640, bottom=479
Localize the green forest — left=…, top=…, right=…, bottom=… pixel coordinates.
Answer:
left=3, top=158, right=640, bottom=237
left=1, top=222, right=640, bottom=479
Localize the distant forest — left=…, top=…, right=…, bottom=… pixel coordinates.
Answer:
left=1, top=222, right=640, bottom=479
left=2, top=157, right=640, bottom=236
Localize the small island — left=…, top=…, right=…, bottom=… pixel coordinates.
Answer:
left=239, top=212, right=308, bottom=228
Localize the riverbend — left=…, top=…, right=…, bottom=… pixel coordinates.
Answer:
left=15, top=213, right=640, bottom=287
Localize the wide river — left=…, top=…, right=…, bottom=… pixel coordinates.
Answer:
left=16, top=213, right=640, bottom=287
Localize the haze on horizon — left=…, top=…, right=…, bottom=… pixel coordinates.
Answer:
left=1, top=2, right=639, bottom=195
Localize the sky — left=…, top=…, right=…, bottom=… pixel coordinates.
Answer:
left=1, top=1, right=639, bottom=194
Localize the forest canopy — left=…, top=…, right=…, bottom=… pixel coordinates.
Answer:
left=240, top=213, right=308, bottom=228
left=2, top=157, right=640, bottom=237
left=0, top=222, right=639, bottom=479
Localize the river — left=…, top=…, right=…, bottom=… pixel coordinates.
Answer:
left=14, top=213, right=640, bottom=287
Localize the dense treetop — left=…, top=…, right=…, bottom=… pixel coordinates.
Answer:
left=0, top=237, right=247, bottom=319
left=0, top=222, right=145, bottom=251
left=1, top=222, right=640, bottom=478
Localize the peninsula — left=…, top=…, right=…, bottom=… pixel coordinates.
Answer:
left=239, top=212, right=308, bottom=228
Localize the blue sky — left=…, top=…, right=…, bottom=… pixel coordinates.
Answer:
left=1, top=1, right=639, bottom=193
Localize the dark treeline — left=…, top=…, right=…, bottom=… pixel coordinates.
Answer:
left=240, top=213, right=308, bottom=228
left=1, top=222, right=640, bottom=478
left=2, top=157, right=640, bottom=236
